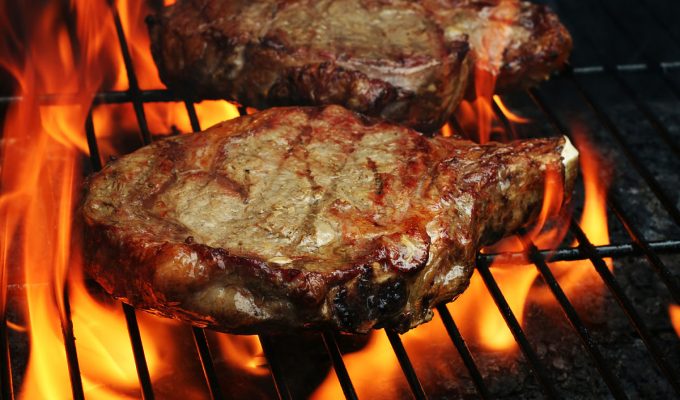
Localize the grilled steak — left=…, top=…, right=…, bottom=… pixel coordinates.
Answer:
left=147, top=0, right=471, bottom=133
left=422, top=0, right=573, bottom=91
left=147, top=0, right=570, bottom=132
left=82, top=105, right=578, bottom=334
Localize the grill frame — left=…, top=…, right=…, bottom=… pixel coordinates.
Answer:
left=1, top=0, right=680, bottom=399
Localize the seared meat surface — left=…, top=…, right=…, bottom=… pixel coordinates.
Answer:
left=148, top=0, right=470, bottom=133
left=422, top=0, right=573, bottom=90
left=147, top=0, right=570, bottom=132
left=82, top=106, right=577, bottom=334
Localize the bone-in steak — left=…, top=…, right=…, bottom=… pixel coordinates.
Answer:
left=147, top=0, right=570, bottom=132
left=82, top=105, right=577, bottom=334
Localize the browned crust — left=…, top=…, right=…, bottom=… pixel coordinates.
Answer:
left=82, top=106, right=576, bottom=334
left=147, top=0, right=571, bottom=132
left=147, top=0, right=471, bottom=133
left=495, top=2, right=573, bottom=89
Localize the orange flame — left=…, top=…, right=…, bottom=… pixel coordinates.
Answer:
left=670, top=305, right=680, bottom=338
left=0, top=0, right=244, bottom=397
left=493, top=95, right=530, bottom=124
left=311, top=332, right=404, bottom=399
left=214, top=334, right=269, bottom=376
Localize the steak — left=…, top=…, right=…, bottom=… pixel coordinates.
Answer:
left=82, top=105, right=578, bottom=334
left=422, top=0, right=573, bottom=90
left=147, top=0, right=571, bottom=132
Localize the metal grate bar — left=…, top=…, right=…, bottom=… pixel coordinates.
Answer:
left=183, top=101, right=243, bottom=400
left=435, top=305, right=491, bottom=399
left=636, top=0, right=680, bottom=47
left=661, top=72, right=680, bottom=103
left=570, top=220, right=680, bottom=395
left=84, top=81, right=156, bottom=400
left=525, top=242, right=628, bottom=399
left=228, top=102, right=295, bottom=400
left=609, top=71, right=680, bottom=156
left=59, top=285, right=85, bottom=400
left=385, top=329, right=427, bottom=400
left=111, top=6, right=151, bottom=145
left=258, top=336, right=293, bottom=400
left=566, top=74, right=680, bottom=227
left=122, top=305, right=155, bottom=400
left=478, top=239, right=680, bottom=265
left=85, top=111, right=102, bottom=170
left=527, top=88, right=680, bottom=304
left=475, top=259, right=560, bottom=399
left=321, top=331, right=359, bottom=400
left=191, top=327, right=224, bottom=400
left=607, top=196, right=680, bottom=305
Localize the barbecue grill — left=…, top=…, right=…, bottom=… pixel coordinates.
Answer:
left=1, top=0, right=680, bottom=399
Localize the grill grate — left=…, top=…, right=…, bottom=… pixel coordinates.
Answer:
left=2, top=0, right=680, bottom=399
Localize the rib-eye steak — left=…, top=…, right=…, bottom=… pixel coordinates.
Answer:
left=422, top=0, right=572, bottom=90
left=147, top=0, right=471, bottom=133
left=82, top=105, right=578, bottom=334
left=147, top=0, right=571, bottom=132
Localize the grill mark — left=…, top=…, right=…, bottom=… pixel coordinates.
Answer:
left=287, top=125, right=367, bottom=253
left=366, top=157, right=386, bottom=205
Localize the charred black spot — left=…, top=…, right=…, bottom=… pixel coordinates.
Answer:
left=333, top=287, right=356, bottom=330
left=365, top=279, right=407, bottom=320
left=332, top=268, right=408, bottom=331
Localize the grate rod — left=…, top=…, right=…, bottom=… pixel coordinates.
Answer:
left=527, top=87, right=680, bottom=305
left=609, top=72, right=680, bottom=156
left=475, top=259, right=560, bottom=399
left=436, top=305, right=491, bottom=399
left=191, top=327, right=224, bottom=400
left=608, top=197, right=680, bottom=305
left=478, top=239, right=680, bottom=265
left=525, top=241, right=628, bottom=399
left=122, top=305, right=155, bottom=400
left=85, top=111, right=103, bottom=170
left=385, top=329, right=427, bottom=400
left=111, top=5, right=152, bottom=145
left=85, top=100, right=156, bottom=399
left=567, top=74, right=680, bottom=227
left=59, top=285, right=85, bottom=400
left=321, top=331, right=359, bottom=400
left=570, top=220, right=680, bottom=395
left=182, top=102, right=235, bottom=400
left=259, top=336, right=293, bottom=400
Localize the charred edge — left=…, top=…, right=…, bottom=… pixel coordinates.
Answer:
left=332, top=267, right=408, bottom=332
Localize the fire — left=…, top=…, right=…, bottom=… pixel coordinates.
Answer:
left=311, top=332, right=403, bottom=399
left=214, top=334, right=269, bottom=376
left=0, top=0, right=615, bottom=397
left=493, top=95, right=530, bottom=124
left=0, top=0, right=241, bottom=398
left=441, top=122, right=453, bottom=137
left=670, top=305, right=680, bottom=337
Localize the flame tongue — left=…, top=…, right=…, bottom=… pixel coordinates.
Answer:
left=671, top=305, right=680, bottom=338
